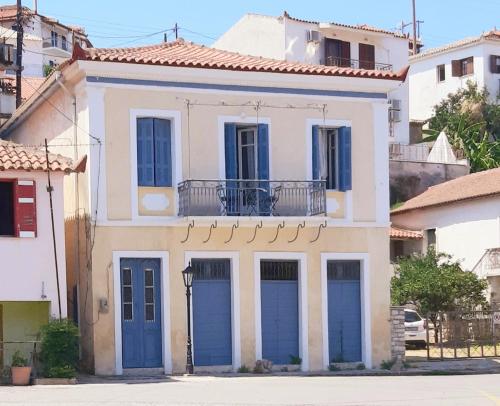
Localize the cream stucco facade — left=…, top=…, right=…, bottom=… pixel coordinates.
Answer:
left=4, top=53, right=402, bottom=374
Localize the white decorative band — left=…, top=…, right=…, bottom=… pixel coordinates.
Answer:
left=18, top=180, right=34, bottom=186
left=19, top=231, right=35, bottom=238
left=19, top=197, right=34, bottom=203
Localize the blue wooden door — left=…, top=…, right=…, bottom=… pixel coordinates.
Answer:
left=327, top=260, right=362, bottom=363
left=261, top=261, right=299, bottom=365
left=192, top=259, right=232, bottom=366
left=121, top=258, right=162, bottom=368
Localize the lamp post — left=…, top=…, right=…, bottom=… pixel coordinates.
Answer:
left=182, top=262, right=194, bottom=374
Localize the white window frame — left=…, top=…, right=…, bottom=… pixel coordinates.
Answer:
left=320, top=252, right=372, bottom=369
left=113, top=251, right=171, bottom=375
left=129, top=109, right=182, bottom=220
left=254, top=251, right=309, bottom=371
left=184, top=251, right=241, bottom=372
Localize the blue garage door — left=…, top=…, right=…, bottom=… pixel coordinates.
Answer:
left=192, top=259, right=232, bottom=366
left=327, top=260, right=362, bottom=363
left=261, top=260, right=299, bottom=365
left=121, top=258, right=162, bottom=368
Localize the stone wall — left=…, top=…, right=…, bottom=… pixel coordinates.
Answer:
left=390, top=306, right=406, bottom=362
left=390, top=160, right=469, bottom=205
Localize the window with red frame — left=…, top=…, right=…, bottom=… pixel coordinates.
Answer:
left=0, top=179, right=37, bottom=238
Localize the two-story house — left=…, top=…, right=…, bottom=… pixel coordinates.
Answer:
left=410, top=29, right=500, bottom=122
left=1, top=39, right=407, bottom=375
left=0, top=4, right=91, bottom=77
left=213, top=12, right=412, bottom=145
left=0, top=140, right=85, bottom=369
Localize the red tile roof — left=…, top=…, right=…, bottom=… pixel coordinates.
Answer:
left=392, top=168, right=500, bottom=214
left=390, top=226, right=423, bottom=240
left=0, top=140, right=86, bottom=173
left=72, top=39, right=409, bottom=81
left=282, top=11, right=408, bottom=39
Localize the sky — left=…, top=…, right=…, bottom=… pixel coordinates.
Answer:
left=31, top=0, right=500, bottom=50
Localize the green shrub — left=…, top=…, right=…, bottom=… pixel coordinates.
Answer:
left=356, top=363, right=366, bottom=370
left=40, top=319, right=79, bottom=378
left=11, top=350, right=29, bottom=367
left=380, top=359, right=395, bottom=370
left=289, top=355, right=302, bottom=365
left=328, top=364, right=340, bottom=372
left=237, top=365, right=250, bottom=373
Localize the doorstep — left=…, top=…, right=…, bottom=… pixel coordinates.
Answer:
left=33, top=378, right=77, bottom=385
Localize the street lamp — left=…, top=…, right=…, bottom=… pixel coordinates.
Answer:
left=182, top=262, right=194, bottom=374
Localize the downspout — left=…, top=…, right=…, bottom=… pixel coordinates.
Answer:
left=55, top=72, right=81, bottom=323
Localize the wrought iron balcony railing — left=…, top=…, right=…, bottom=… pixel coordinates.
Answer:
left=178, top=179, right=326, bottom=217
left=325, top=56, right=393, bottom=71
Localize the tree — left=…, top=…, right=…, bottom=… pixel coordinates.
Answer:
left=423, top=81, right=500, bottom=172
left=391, top=248, right=488, bottom=342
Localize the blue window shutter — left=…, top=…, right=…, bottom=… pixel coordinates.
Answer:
left=312, top=125, right=320, bottom=180
left=338, top=126, right=352, bottom=191
left=153, top=119, right=172, bottom=187
left=224, top=123, right=238, bottom=179
left=257, top=124, right=269, bottom=180
left=137, top=118, right=155, bottom=186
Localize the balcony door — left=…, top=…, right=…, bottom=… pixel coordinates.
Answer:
left=325, top=38, right=351, bottom=67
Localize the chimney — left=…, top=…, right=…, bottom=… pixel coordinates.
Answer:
left=33, top=0, right=37, bottom=13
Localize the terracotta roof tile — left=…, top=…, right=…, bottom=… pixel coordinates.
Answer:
left=72, top=39, right=409, bottom=81
left=0, top=140, right=85, bottom=173
left=390, top=226, right=423, bottom=240
left=392, top=168, right=500, bottom=214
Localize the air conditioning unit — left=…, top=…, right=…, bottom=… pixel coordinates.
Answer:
left=0, top=43, right=15, bottom=67
left=306, top=30, right=321, bottom=43
left=389, top=99, right=402, bottom=123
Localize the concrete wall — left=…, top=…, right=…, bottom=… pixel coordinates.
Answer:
left=0, top=170, right=68, bottom=319
left=391, top=196, right=500, bottom=271
left=0, top=301, right=49, bottom=366
left=389, top=160, right=469, bottom=204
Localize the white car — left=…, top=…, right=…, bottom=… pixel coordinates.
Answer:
left=404, top=309, right=427, bottom=349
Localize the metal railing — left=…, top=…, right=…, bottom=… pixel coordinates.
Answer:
left=389, top=143, right=466, bottom=163
left=178, top=179, right=326, bottom=217
left=325, top=56, right=393, bottom=71
left=42, top=40, right=72, bottom=53
left=473, top=248, right=500, bottom=278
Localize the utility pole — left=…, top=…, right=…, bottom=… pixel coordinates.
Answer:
left=412, top=0, right=418, bottom=55
left=45, top=138, right=62, bottom=321
left=15, top=0, right=23, bottom=108
left=174, top=23, right=178, bottom=40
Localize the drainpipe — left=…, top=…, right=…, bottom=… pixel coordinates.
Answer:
left=55, top=72, right=81, bottom=323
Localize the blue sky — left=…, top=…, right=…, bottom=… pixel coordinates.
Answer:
left=34, top=0, right=499, bottom=50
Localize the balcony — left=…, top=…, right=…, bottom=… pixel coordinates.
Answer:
left=178, top=179, right=326, bottom=217
left=42, top=40, right=72, bottom=57
left=325, top=56, right=392, bottom=71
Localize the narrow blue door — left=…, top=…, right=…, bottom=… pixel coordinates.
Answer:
left=192, top=259, right=232, bottom=366
left=327, top=260, right=362, bottom=363
left=121, top=258, right=162, bottom=368
left=261, top=260, right=299, bottom=365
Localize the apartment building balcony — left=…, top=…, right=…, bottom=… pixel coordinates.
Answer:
left=42, top=39, right=72, bottom=57
left=474, top=248, right=500, bottom=278
left=325, top=56, right=392, bottom=71
left=178, top=179, right=326, bottom=217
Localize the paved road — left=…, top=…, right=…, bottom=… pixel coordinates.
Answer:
left=1, top=374, right=500, bottom=406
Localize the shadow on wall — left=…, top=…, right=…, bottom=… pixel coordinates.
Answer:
left=390, top=161, right=470, bottom=205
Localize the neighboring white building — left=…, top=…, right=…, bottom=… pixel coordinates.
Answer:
left=390, top=168, right=500, bottom=304
left=214, top=11, right=412, bottom=144
left=409, top=30, right=500, bottom=122
left=0, top=140, right=85, bottom=368
left=0, top=4, right=91, bottom=77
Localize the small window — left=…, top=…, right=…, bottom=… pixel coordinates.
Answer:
left=452, top=57, right=474, bottom=77
left=144, top=269, right=155, bottom=322
left=122, top=268, right=133, bottom=321
left=51, top=31, right=58, bottom=47
left=137, top=118, right=172, bottom=187
left=426, top=228, right=436, bottom=248
left=437, top=64, right=445, bottom=82
left=0, top=181, right=15, bottom=236
left=61, top=36, right=68, bottom=51
left=490, top=55, right=500, bottom=74
left=405, top=311, right=422, bottom=323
